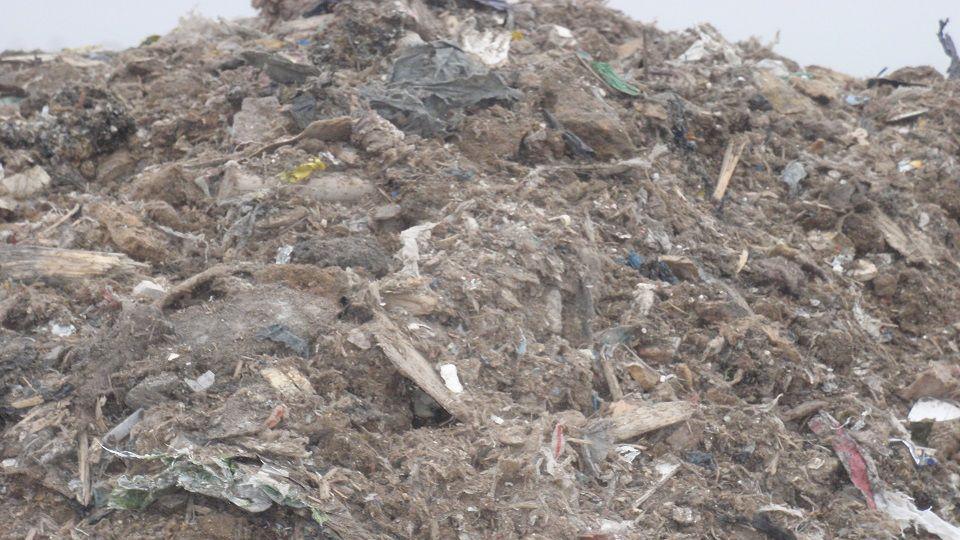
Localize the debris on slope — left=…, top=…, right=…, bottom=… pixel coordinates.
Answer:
left=3, top=2, right=960, bottom=538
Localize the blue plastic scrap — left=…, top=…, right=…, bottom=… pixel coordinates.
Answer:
left=889, top=438, right=938, bottom=468
left=471, top=0, right=510, bottom=10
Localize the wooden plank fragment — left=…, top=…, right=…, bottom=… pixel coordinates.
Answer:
left=712, top=137, right=746, bottom=202
left=586, top=400, right=695, bottom=442
left=0, top=245, right=147, bottom=281
left=373, top=313, right=474, bottom=423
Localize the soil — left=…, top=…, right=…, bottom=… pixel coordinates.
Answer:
left=3, top=1, right=960, bottom=539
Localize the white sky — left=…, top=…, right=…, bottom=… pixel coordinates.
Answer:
left=608, top=0, right=959, bottom=76
left=0, top=1, right=957, bottom=77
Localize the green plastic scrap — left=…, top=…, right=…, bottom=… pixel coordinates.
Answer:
left=108, top=453, right=326, bottom=525
left=576, top=51, right=640, bottom=97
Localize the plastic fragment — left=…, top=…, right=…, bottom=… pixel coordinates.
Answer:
left=908, top=398, right=960, bottom=422
left=576, top=51, right=640, bottom=96
left=439, top=364, right=464, bottom=393
left=107, top=452, right=326, bottom=524
left=279, top=157, right=326, bottom=183
left=50, top=322, right=76, bottom=338
left=889, top=438, right=938, bottom=467
left=255, top=324, right=310, bottom=357
left=185, top=370, right=215, bottom=393
left=808, top=412, right=878, bottom=509
left=469, top=0, right=509, bottom=10
left=275, top=245, right=294, bottom=264
left=898, top=159, right=924, bottom=173
left=780, top=161, right=806, bottom=195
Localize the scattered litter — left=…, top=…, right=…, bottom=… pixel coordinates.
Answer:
left=49, top=322, right=76, bottom=338
left=108, top=451, right=326, bottom=524
left=889, top=438, right=938, bottom=467
left=878, top=490, right=960, bottom=539
left=898, top=159, right=924, bottom=173
left=576, top=51, right=640, bottom=96
left=274, top=245, right=294, bottom=264
left=908, top=398, right=960, bottom=422
left=279, top=157, right=326, bottom=183
left=439, top=363, right=464, bottom=393
left=255, top=324, right=311, bottom=357
left=458, top=18, right=512, bottom=67
left=362, top=41, right=520, bottom=136
left=184, top=370, right=215, bottom=393
left=780, top=161, right=806, bottom=195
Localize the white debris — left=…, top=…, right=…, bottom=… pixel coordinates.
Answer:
left=133, top=280, right=166, bottom=299
left=616, top=444, right=643, bottom=464
left=458, top=18, right=511, bottom=67
left=50, top=322, right=76, bottom=337
left=439, top=363, right=463, bottom=393
left=275, top=245, right=294, bottom=264
left=755, top=58, right=790, bottom=77
left=679, top=25, right=741, bottom=65
left=908, top=399, right=960, bottom=422
left=853, top=301, right=884, bottom=340
left=185, top=370, right=215, bottom=393
left=877, top=490, right=960, bottom=540
left=398, top=222, right=436, bottom=277
left=780, top=161, right=807, bottom=195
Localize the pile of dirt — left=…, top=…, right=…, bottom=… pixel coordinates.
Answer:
left=3, top=1, right=960, bottom=538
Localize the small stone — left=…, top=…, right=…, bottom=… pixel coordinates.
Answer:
left=1, top=165, right=50, bottom=199
left=670, top=505, right=699, bottom=526
left=133, top=280, right=166, bottom=299
left=125, top=372, right=183, bottom=409
left=849, top=259, right=878, bottom=282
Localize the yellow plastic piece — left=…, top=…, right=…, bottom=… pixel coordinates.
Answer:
left=279, top=157, right=326, bottom=183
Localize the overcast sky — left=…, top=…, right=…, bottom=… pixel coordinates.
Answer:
left=0, top=1, right=957, bottom=77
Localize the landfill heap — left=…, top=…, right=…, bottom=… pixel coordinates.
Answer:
left=3, top=1, right=960, bottom=538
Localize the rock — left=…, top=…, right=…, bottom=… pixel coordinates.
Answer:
left=547, top=69, right=636, bottom=159
left=0, top=166, right=50, bottom=199
left=232, top=96, right=286, bottom=145
left=791, top=77, right=839, bottom=104
left=297, top=173, right=374, bottom=203
left=371, top=203, right=401, bottom=222
left=901, top=363, right=960, bottom=401
left=133, top=280, right=166, bottom=300
left=86, top=203, right=171, bottom=263
left=218, top=161, right=269, bottom=199
left=752, top=256, right=806, bottom=296
left=125, top=372, right=183, bottom=409
left=97, top=150, right=137, bottom=183
left=659, top=255, right=701, bottom=282
left=129, top=164, right=207, bottom=207
left=754, top=70, right=813, bottom=115
left=290, top=236, right=391, bottom=277
left=849, top=259, right=878, bottom=282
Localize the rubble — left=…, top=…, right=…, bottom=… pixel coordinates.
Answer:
left=3, top=2, right=960, bottom=538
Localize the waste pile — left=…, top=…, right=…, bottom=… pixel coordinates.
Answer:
left=3, top=1, right=960, bottom=538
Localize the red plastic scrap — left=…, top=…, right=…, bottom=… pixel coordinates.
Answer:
left=553, top=423, right=565, bottom=460
left=808, top=412, right=877, bottom=510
